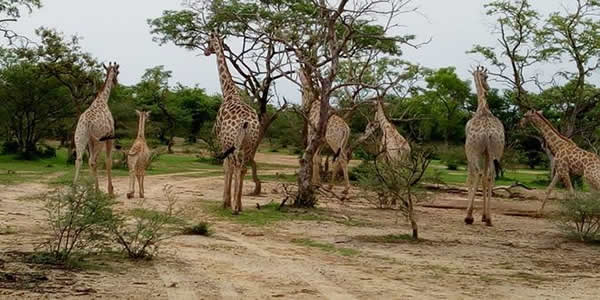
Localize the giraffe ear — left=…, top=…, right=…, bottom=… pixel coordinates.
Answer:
left=102, top=63, right=108, bottom=71
left=537, top=110, right=543, bottom=114
left=135, top=109, right=141, bottom=116
left=145, top=111, right=151, bottom=118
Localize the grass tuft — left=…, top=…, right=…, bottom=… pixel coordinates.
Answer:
left=206, top=202, right=327, bottom=226
left=354, top=234, right=418, bottom=243
left=291, top=238, right=359, bottom=256
left=183, top=222, right=212, bottom=236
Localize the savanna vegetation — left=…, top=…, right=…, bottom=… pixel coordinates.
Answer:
left=1, top=0, right=600, bottom=298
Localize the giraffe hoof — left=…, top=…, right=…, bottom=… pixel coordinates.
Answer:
left=126, top=192, right=134, bottom=199
left=464, top=216, right=474, bottom=225
left=139, top=194, right=144, bottom=199
left=232, top=210, right=240, bottom=216
left=485, top=221, right=493, bottom=227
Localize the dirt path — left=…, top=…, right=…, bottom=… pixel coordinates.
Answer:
left=1, top=157, right=600, bottom=298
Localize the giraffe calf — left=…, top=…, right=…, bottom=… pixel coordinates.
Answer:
left=127, top=110, right=151, bottom=199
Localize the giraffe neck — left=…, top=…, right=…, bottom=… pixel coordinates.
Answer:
left=92, top=72, right=115, bottom=107
left=376, top=102, right=388, bottom=127
left=136, top=114, right=146, bottom=140
left=475, top=94, right=491, bottom=115
left=212, top=37, right=238, bottom=101
left=530, top=113, right=574, bottom=154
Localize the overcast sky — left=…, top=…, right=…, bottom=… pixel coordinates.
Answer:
left=10, top=0, right=568, bottom=101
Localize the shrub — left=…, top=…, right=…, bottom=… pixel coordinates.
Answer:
left=1, top=140, right=20, bottom=154
left=109, top=185, right=185, bottom=259
left=41, top=180, right=117, bottom=263
left=357, top=146, right=435, bottom=239
left=439, top=146, right=467, bottom=170
left=183, top=222, right=211, bottom=236
left=556, top=192, right=600, bottom=242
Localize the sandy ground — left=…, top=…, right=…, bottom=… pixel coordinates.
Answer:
left=1, top=153, right=599, bottom=299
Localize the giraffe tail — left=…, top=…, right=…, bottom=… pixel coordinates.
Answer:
left=332, top=148, right=342, bottom=162
left=99, top=135, right=117, bottom=141
left=217, top=122, right=249, bottom=160
left=493, top=159, right=502, bottom=179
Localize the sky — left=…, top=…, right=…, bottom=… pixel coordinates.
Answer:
left=9, top=0, right=569, bottom=101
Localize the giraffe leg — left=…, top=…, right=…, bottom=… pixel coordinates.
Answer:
left=483, top=160, right=494, bottom=226
left=232, top=165, right=243, bottom=214
left=73, top=133, right=88, bottom=184
left=339, top=156, right=350, bottom=194
left=105, top=140, right=114, bottom=197
left=312, top=145, right=323, bottom=186
left=237, top=167, right=247, bottom=213
left=538, top=172, right=561, bottom=216
left=137, top=175, right=144, bottom=198
left=127, top=159, right=136, bottom=199
left=465, top=167, right=481, bottom=225
left=88, top=141, right=101, bottom=191
left=222, top=158, right=233, bottom=209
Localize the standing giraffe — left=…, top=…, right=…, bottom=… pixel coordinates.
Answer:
left=299, top=71, right=351, bottom=192
left=520, top=110, right=600, bottom=214
left=464, top=66, right=505, bottom=226
left=127, top=110, right=151, bottom=199
left=205, top=33, right=260, bottom=214
left=73, top=62, right=120, bottom=197
left=370, top=98, right=411, bottom=161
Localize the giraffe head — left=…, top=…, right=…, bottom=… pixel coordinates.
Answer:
left=135, top=109, right=151, bottom=122
left=519, top=109, right=541, bottom=128
left=472, top=66, right=489, bottom=99
left=364, top=119, right=380, bottom=136
left=204, top=32, right=219, bottom=56
left=103, top=62, right=120, bottom=85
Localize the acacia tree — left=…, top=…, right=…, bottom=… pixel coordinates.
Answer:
left=256, top=0, right=414, bottom=206
left=0, top=0, right=41, bottom=44
left=535, top=0, right=600, bottom=138
left=470, top=0, right=540, bottom=108
left=149, top=1, right=295, bottom=195
left=17, top=28, right=102, bottom=156
left=422, top=67, right=471, bottom=146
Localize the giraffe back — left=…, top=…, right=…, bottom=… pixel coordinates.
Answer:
left=380, top=121, right=410, bottom=161
left=215, top=98, right=260, bottom=163
left=465, top=114, right=505, bottom=161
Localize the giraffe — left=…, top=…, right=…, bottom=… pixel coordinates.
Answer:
left=127, top=110, right=151, bottom=199
left=205, top=33, right=260, bottom=214
left=520, top=110, right=600, bottom=215
left=370, top=98, right=411, bottom=161
left=299, top=71, right=351, bottom=192
left=464, top=66, right=505, bottom=226
left=73, top=62, right=120, bottom=197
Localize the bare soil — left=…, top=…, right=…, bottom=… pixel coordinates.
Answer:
left=0, top=153, right=599, bottom=299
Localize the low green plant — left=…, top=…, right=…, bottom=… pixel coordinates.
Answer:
left=183, top=222, right=211, bottom=236
left=109, top=185, right=185, bottom=259
left=438, top=146, right=467, bottom=170
left=556, top=192, right=600, bottom=242
left=40, top=180, right=117, bottom=264
left=291, top=238, right=359, bottom=256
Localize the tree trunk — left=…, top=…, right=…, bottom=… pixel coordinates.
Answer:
left=248, top=159, right=261, bottom=196
left=295, top=149, right=318, bottom=207
left=408, top=193, right=418, bottom=240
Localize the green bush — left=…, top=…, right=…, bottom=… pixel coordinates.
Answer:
left=439, top=146, right=467, bottom=170
left=557, top=192, right=600, bottom=242
left=41, top=180, right=117, bottom=264
left=2, top=140, right=20, bottom=154
left=349, top=160, right=373, bottom=182
left=183, top=222, right=211, bottom=236
left=109, top=185, right=185, bottom=259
